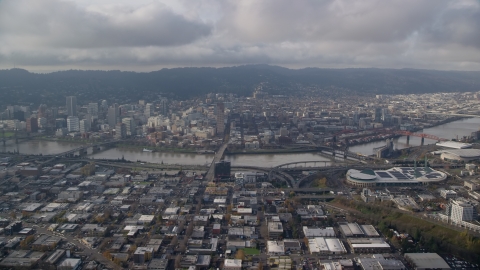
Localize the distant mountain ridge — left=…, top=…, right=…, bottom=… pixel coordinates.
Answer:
left=0, top=65, right=479, bottom=106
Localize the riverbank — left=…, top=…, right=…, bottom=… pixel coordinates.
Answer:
left=35, top=136, right=91, bottom=144
left=116, top=143, right=202, bottom=154
left=226, top=147, right=318, bottom=155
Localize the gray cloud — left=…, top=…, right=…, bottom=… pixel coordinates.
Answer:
left=0, top=0, right=211, bottom=48
left=0, top=0, right=479, bottom=71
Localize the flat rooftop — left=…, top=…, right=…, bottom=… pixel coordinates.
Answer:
left=405, top=253, right=450, bottom=269
left=436, top=141, right=472, bottom=149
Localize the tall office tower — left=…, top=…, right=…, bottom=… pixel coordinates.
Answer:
left=80, top=118, right=91, bottom=133
left=160, top=98, right=168, bottom=116
left=115, top=123, right=127, bottom=139
left=122, top=117, right=136, bottom=136
left=107, top=104, right=119, bottom=127
left=66, top=96, right=77, bottom=117
left=67, top=116, right=80, bottom=132
left=374, top=107, right=382, bottom=122
left=216, top=102, right=225, bottom=135
left=37, top=104, right=47, bottom=118
left=145, top=103, right=154, bottom=117
left=87, top=102, right=99, bottom=116
left=26, top=117, right=38, bottom=133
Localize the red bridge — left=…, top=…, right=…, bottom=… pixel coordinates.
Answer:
left=391, top=130, right=448, bottom=141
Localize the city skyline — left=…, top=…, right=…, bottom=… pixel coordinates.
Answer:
left=0, top=0, right=479, bottom=72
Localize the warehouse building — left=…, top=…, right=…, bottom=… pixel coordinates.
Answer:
left=347, top=238, right=391, bottom=254
left=307, top=237, right=347, bottom=255
left=404, top=253, right=450, bottom=270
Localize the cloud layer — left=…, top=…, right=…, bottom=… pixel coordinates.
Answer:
left=0, top=0, right=479, bottom=71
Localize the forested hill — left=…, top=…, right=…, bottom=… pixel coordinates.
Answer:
left=0, top=65, right=479, bottom=106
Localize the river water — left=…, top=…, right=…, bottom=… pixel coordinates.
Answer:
left=349, top=117, right=480, bottom=156
left=2, top=117, right=479, bottom=166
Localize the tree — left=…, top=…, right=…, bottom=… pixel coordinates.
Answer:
left=128, top=244, right=137, bottom=254
left=113, top=257, right=122, bottom=265
left=102, top=251, right=112, bottom=260
left=235, top=249, right=246, bottom=260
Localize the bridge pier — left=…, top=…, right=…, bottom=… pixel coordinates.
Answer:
left=406, top=135, right=410, bottom=145
left=421, top=137, right=424, bottom=145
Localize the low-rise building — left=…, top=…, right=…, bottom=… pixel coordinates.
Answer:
left=267, top=241, right=285, bottom=255
left=348, top=238, right=391, bottom=254
left=303, top=226, right=335, bottom=238
left=307, top=238, right=347, bottom=255
left=440, top=190, right=457, bottom=200
left=224, top=259, right=242, bottom=270
left=404, top=253, right=450, bottom=270
left=32, top=235, right=62, bottom=251
left=268, top=222, right=284, bottom=239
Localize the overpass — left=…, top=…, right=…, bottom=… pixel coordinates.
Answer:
left=205, top=142, right=229, bottom=182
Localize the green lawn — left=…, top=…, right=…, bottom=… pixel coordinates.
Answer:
left=0, top=131, right=14, bottom=138
left=243, top=248, right=260, bottom=255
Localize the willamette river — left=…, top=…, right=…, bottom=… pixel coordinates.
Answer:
left=2, top=117, right=480, bottom=166
left=349, top=117, right=480, bottom=156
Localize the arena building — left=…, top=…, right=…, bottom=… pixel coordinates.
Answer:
left=346, top=167, right=447, bottom=187
left=440, top=149, right=480, bottom=163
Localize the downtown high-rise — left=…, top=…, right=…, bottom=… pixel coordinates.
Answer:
left=66, top=96, right=77, bottom=117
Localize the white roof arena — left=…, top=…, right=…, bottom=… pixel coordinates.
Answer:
left=347, top=167, right=447, bottom=187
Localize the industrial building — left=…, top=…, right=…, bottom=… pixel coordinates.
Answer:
left=338, top=222, right=364, bottom=237
left=404, top=253, right=450, bottom=270
left=307, top=237, right=347, bottom=255
left=303, top=226, right=335, bottom=238
left=357, top=254, right=406, bottom=270
left=347, top=238, right=391, bottom=254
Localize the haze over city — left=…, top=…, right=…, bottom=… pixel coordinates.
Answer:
left=1, top=1, right=480, bottom=270
left=0, top=0, right=479, bottom=72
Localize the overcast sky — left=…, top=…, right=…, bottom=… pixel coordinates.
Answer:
left=0, top=0, right=479, bottom=72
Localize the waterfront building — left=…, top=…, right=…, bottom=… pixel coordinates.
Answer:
left=67, top=116, right=80, bottom=132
